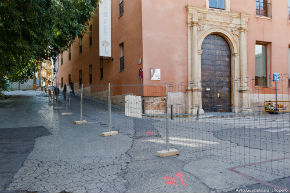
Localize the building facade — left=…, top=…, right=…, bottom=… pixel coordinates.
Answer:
left=40, top=60, right=54, bottom=87
left=58, top=0, right=290, bottom=114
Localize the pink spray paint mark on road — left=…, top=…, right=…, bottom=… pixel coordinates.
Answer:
left=176, top=172, right=187, bottom=186
left=164, top=173, right=187, bottom=186
left=164, top=176, right=177, bottom=185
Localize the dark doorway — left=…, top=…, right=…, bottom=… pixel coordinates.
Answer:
left=201, top=34, right=231, bottom=112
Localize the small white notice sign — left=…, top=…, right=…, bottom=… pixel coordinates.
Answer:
left=150, top=69, right=161, bottom=80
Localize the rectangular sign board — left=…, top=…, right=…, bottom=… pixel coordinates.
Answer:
left=150, top=69, right=161, bottom=80
left=99, top=0, right=111, bottom=57
left=273, top=73, right=281, bottom=82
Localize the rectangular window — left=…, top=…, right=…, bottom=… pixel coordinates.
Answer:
left=120, top=0, right=124, bottom=17
left=69, top=46, right=71, bottom=60
left=100, top=58, right=104, bottom=80
left=89, top=25, right=93, bottom=47
left=256, top=0, right=271, bottom=17
left=68, top=74, right=71, bottom=84
left=120, top=43, right=124, bottom=72
left=61, top=53, right=63, bottom=65
left=61, top=77, right=63, bottom=88
left=89, top=64, right=93, bottom=84
left=79, top=38, right=82, bottom=54
left=79, top=69, right=82, bottom=87
left=209, top=0, right=225, bottom=9
left=288, top=0, right=290, bottom=19
left=288, top=47, right=290, bottom=88
left=255, top=44, right=268, bottom=87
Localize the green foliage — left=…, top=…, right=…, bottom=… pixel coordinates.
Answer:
left=0, top=0, right=97, bottom=91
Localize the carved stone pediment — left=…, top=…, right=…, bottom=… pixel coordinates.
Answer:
left=187, top=6, right=249, bottom=43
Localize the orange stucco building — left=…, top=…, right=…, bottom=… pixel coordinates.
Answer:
left=58, top=0, right=290, bottom=114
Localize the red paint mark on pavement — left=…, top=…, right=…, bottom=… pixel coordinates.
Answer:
left=176, top=172, right=187, bottom=186
left=164, top=176, right=177, bottom=185
left=164, top=173, right=186, bottom=186
left=146, top=131, right=154, bottom=135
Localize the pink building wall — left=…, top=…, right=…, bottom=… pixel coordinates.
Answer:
left=141, top=0, right=290, bottom=95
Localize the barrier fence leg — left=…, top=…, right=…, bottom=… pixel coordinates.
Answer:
left=62, top=96, right=72, bottom=116
left=101, top=82, right=118, bottom=137
left=74, top=84, right=87, bottom=124
left=157, top=82, right=179, bottom=157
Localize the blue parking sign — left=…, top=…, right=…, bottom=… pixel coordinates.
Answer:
left=273, top=73, right=280, bottom=81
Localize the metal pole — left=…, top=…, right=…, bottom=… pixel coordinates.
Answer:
left=196, top=105, right=200, bottom=120
left=80, top=84, right=83, bottom=121
left=170, top=104, right=173, bottom=120
left=108, top=83, right=112, bottom=132
left=275, top=81, right=278, bottom=112
left=165, top=83, right=169, bottom=151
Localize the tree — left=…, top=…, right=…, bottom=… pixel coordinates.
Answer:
left=0, top=0, right=97, bottom=91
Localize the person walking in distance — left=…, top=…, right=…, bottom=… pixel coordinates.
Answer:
left=70, top=81, right=75, bottom=96
left=63, top=84, right=67, bottom=101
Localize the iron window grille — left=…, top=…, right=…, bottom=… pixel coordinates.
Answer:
left=61, top=54, right=63, bottom=65
left=69, top=46, right=71, bottom=60
left=79, top=70, right=82, bottom=87
left=288, top=5, right=290, bottom=20
left=61, top=77, right=63, bottom=88
left=89, top=25, right=92, bottom=47
left=119, top=0, right=124, bottom=17
left=256, top=0, right=271, bottom=17
left=100, top=58, right=104, bottom=80
left=79, top=38, right=82, bottom=54
left=120, top=56, right=124, bottom=72
left=89, top=64, right=92, bottom=84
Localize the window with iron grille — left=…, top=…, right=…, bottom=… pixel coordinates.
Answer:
left=100, top=58, right=104, bottom=80
left=89, top=25, right=92, bottom=47
left=209, top=0, right=225, bottom=9
left=61, top=77, right=63, bottom=88
left=79, top=69, right=82, bottom=87
left=68, top=74, right=71, bottom=84
left=69, top=46, right=71, bottom=60
left=255, top=43, right=270, bottom=87
left=256, top=0, right=271, bottom=17
left=288, top=47, right=290, bottom=88
left=61, top=53, right=63, bottom=65
left=120, top=43, right=124, bottom=72
left=79, top=38, right=82, bottom=54
left=89, top=64, right=93, bottom=84
left=288, top=0, right=290, bottom=20
left=120, top=0, right=124, bottom=17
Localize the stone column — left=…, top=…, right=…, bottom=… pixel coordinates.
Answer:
left=187, top=22, right=193, bottom=114
left=239, top=27, right=251, bottom=111
left=232, top=53, right=240, bottom=113
left=191, top=22, right=204, bottom=114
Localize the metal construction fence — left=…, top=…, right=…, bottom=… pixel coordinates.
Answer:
left=44, top=75, right=290, bottom=183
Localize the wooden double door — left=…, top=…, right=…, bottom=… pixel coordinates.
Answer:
left=201, top=34, right=232, bottom=112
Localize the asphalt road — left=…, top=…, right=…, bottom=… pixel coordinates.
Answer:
left=0, top=90, right=289, bottom=193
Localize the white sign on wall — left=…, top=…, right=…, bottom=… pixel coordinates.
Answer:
left=99, top=0, right=111, bottom=57
left=150, top=69, right=161, bottom=80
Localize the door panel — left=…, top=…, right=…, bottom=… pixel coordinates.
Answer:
left=201, top=35, right=231, bottom=112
